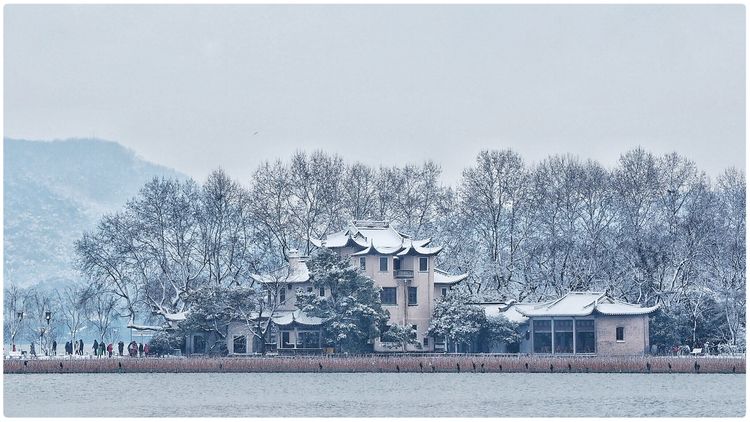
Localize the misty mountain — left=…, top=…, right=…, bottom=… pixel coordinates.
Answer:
left=4, top=137, right=185, bottom=287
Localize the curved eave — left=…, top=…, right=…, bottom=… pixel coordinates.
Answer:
left=434, top=271, right=469, bottom=285
left=396, top=244, right=443, bottom=256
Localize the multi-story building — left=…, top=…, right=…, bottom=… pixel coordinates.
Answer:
left=224, top=220, right=466, bottom=355
left=310, top=220, right=467, bottom=352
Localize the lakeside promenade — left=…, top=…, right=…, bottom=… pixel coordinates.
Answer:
left=4, top=354, right=745, bottom=374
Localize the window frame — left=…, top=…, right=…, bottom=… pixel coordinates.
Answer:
left=359, top=257, right=366, bottom=271
left=379, top=256, right=389, bottom=272
left=616, top=326, right=625, bottom=342
left=380, top=287, right=397, bottom=305
left=319, top=287, right=325, bottom=297
left=408, top=286, right=418, bottom=306
left=233, top=335, right=247, bottom=354
left=419, top=257, right=429, bottom=272
left=279, top=287, right=286, bottom=303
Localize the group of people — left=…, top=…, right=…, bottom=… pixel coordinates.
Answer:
left=64, top=339, right=85, bottom=355
left=10, top=338, right=152, bottom=359
left=13, top=340, right=151, bottom=358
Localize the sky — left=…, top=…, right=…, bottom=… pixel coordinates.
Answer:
left=4, top=4, right=745, bottom=184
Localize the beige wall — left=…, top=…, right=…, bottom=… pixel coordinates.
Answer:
left=275, top=282, right=317, bottom=311
left=349, top=253, right=436, bottom=352
left=595, top=315, right=650, bottom=356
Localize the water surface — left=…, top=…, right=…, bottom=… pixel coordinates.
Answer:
left=4, top=372, right=745, bottom=417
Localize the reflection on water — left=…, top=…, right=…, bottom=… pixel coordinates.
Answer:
left=4, top=372, right=745, bottom=417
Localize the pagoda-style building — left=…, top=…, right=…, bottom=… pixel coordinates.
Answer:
left=311, top=220, right=467, bottom=352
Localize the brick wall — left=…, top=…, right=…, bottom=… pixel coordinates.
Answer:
left=595, top=315, right=649, bottom=356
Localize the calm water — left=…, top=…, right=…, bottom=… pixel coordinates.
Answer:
left=4, top=372, right=745, bottom=417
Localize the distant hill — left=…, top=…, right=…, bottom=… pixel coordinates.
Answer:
left=4, top=138, right=186, bottom=287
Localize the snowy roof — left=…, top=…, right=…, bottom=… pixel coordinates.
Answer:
left=516, top=292, right=659, bottom=317
left=476, top=302, right=531, bottom=324
left=310, top=220, right=440, bottom=256
left=434, top=268, right=468, bottom=284
left=271, top=309, right=325, bottom=327
left=253, top=254, right=311, bottom=284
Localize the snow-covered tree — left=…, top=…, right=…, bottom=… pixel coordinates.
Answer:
left=296, top=248, right=389, bottom=353
left=428, top=291, right=486, bottom=352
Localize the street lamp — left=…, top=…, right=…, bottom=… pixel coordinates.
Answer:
left=45, top=311, right=52, bottom=325
left=17, top=311, right=24, bottom=322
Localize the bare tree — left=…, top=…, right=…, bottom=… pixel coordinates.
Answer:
left=4, top=282, right=28, bottom=348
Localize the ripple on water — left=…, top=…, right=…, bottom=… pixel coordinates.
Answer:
left=3, top=372, right=745, bottom=417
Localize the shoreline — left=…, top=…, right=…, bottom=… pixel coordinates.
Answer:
left=4, top=355, right=745, bottom=374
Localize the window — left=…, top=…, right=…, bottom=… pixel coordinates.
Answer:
left=441, top=288, right=448, bottom=297
left=319, top=287, right=325, bottom=297
left=533, top=320, right=552, bottom=354
left=575, top=320, right=595, bottom=353
left=379, top=257, right=388, bottom=272
left=411, top=325, right=418, bottom=339
left=553, top=320, right=573, bottom=353
left=281, top=331, right=292, bottom=348
left=287, top=283, right=292, bottom=290
left=381, top=287, right=397, bottom=305
left=419, top=257, right=429, bottom=272
left=408, top=287, right=418, bottom=305
left=359, top=257, right=366, bottom=270
left=393, top=258, right=401, bottom=270
left=193, top=335, right=206, bottom=354
left=423, top=337, right=429, bottom=347
left=233, top=335, right=247, bottom=354
left=279, top=288, right=286, bottom=303
left=616, top=327, right=624, bottom=342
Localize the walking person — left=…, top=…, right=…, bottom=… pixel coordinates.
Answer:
left=93, top=339, right=99, bottom=357
left=143, top=343, right=150, bottom=357
left=99, top=342, right=105, bottom=357
left=107, top=343, right=113, bottom=358
left=78, top=339, right=83, bottom=356
left=30, top=342, right=36, bottom=358
left=73, top=340, right=78, bottom=355
left=52, top=340, right=57, bottom=356
left=118, top=340, right=124, bottom=356
left=138, top=343, right=144, bottom=358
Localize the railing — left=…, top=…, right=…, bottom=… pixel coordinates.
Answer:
left=393, top=269, right=414, bottom=278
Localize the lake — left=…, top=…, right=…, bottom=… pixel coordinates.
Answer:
left=4, top=372, right=745, bottom=417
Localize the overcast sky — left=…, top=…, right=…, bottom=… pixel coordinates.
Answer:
left=4, top=5, right=745, bottom=184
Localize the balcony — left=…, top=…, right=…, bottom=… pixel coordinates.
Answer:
left=393, top=269, right=414, bottom=278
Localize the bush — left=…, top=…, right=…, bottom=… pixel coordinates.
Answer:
left=148, top=331, right=184, bottom=356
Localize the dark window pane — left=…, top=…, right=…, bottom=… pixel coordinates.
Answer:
left=616, top=327, right=624, bottom=341
left=359, top=257, right=366, bottom=270
left=534, top=333, right=552, bottom=353
left=554, top=332, right=574, bottom=353
left=555, top=320, right=573, bottom=331
left=534, top=320, right=551, bottom=332
left=408, top=287, right=418, bottom=305
left=319, top=287, right=325, bottom=297
left=381, top=287, right=397, bottom=305
left=419, top=257, right=428, bottom=272
left=279, top=289, right=286, bottom=303
left=380, top=257, right=388, bottom=272
left=575, top=331, right=596, bottom=353
left=576, top=320, right=595, bottom=331
left=233, top=336, right=247, bottom=354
